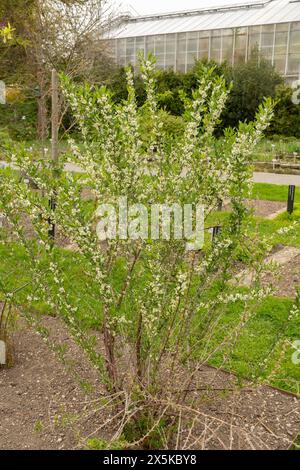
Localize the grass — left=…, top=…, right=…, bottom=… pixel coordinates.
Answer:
left=252, top=206, right=300, bottom=247
left=0, top=242, right=105, bottom=328
left=205, top=295, right=300, bottom=395
left=252, top=183, right=300, bottom=203
left=250, top=184, right=300, bottom=246
left=0, top=139, right=70, bottom=162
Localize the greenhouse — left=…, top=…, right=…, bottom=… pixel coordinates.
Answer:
left=109, top=0, right=300, bottom=85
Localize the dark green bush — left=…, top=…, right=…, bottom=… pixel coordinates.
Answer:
left=1, top=53, right=299, bottom=141
left=0, top=97, right=37, bottom=141
left=269, top=85, right=300, bottom=138
left=102, top=55, right=288, bottom=136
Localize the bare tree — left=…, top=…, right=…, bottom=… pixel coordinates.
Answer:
left=25, top=0, right=116, bottom=140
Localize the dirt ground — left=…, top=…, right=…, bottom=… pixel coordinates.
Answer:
left=244, top=199, right=287, bottom=219
left=0, top=316, right=299, bottom=450
left=262, top=253, right=300, bottom=297
left=236, top=246, right=300, bottom=296
left=224, top=199, right=286, bottom=218
left=0, top=316, right=106, bottom=450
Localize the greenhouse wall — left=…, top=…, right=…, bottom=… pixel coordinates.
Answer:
left=112, top=21, right=300, bottom=84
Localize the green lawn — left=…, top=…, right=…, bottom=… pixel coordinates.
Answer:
left=252, top=183, right=300, bottom=203
left=205, top=295, right=300, bottom=395
left=253, top=207, right=300, bottom=247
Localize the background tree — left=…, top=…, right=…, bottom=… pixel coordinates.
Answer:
left=106, top=54, right=285, bottom=135
left=269, top=84, right=300, bottom=138
left=0, top=0, right=116, bottom=140
left=220, top=52, right=283, bottom=130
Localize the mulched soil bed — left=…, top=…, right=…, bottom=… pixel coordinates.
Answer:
left=0, top=316, right=299, bottom=450
left=224, top=199, right=286, bottom=218
left=184, top=368, right=299, bottom=450
left=262, top=253, right=300, bottom=297
left=244, top=199, right=286, bottom=218
left=0, top=317, right=106, bottom=450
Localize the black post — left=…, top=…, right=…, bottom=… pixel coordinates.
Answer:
left=212, top=226, right=222, bottom=242
left=287, top=185, right=296, bottom=215
left=48, top=194, right=56, bottom=240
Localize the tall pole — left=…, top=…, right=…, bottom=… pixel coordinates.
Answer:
left=49, top=69, right=59, bottom=241
left=51, top=69, right=59, bottom=165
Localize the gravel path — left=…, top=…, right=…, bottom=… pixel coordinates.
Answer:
left=2, top=160, right=300, bottom=185
left=253, top=172, right=300, bottom=186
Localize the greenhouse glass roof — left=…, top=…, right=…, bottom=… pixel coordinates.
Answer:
left=109, top=0, right=300, bottom=38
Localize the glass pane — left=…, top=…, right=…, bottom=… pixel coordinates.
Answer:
left=261, top=50, right=273, bottom=62
left=155, top=35, right=165, bottom=55
left=136, top=37, right=144, bottom=48
left=291, top=21, right=300, bottom=32
left=262, top=24, right=275, bottom=33
left=286, top=76, right=298, bottom=86
left=290, top=41, right=300, bottom=54
left=235, top=28, right=247, bottom=63
left=199, top=30, right=210, bottom=38
left=274, top=55, right=286, bottom=74
left=290, top=25, right=300, bottom=53
left=235, top=29, right=247, bottom=48
left=248, top=33, right=260, bottom=56
left=276, top=23, right=289, bottom=32
left=222, top=28, right=234, bottom=36
left=146, top=36, right=155, bottom=54
left=211, top=31, right=221, bottom=61
left=136, top=37, right=144, bottom=46
left=117, top=39, right=126, bottom=56
left=178, top=33, right=187, bottom=53
left=261, top=31, right=274, bottom=47
left=198, top=50, right=209, bottom=60
left=166, top=34, right=176, bottom=54
left=256, top=25, right=274, bottom=61
left=156, top=55, right=165, bottom=68
left=113, top=40, right=118, bottom=58
left=211, top=50, right=221, bottom=62
left=136, top=37, right=145, bottom=58
left=187, top=32, right=198, bottom=39
left=187, top=52, right=197, bottom=68
left=187, top=32, right=198, bottom=53
left=211, top=35, right=221, bottom=50
left=222, top=35, right=233, bottom=60
left=288, top=54, right=300, bottom=74
left=199, top=37, right=209, bottom=52
left=275, top=31, right=288, bottom=48
left=126, top=38, right=135, bottom=54
left=126, top=54, right=135, bottom=65
left=177, top=53, right=186, bottom=72
left=165, top=54, right=175, bottom=69
left=249, top=26, right=261, bottom=35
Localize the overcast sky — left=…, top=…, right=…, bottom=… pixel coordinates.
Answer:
left=110, top=0, right=254, bottom=16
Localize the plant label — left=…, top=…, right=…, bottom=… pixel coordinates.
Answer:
left=0, top=340, right=6, bottom=365
left=287, top=185, right=296, bottom=215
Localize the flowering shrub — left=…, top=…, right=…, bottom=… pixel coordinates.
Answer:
left=0, top=23, right=15, bottom=44
left=1, top=57, right=291, bottom=448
